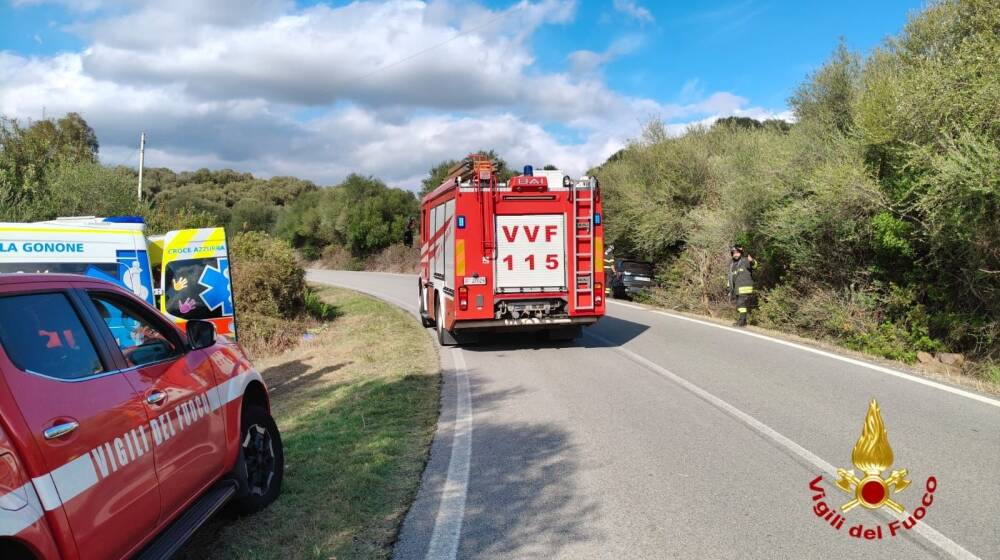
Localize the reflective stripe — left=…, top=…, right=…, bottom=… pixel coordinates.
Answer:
left=0, top=482, right=45, bottom=537
left=219, top=368, right=264, bottom=405
left=30, top=474, right=61, bottom=512
left=737, top=286, right=754, bottom=294
left=10, top=363, right=263, bottom=525
left=48, top=455, right=98, bottom=506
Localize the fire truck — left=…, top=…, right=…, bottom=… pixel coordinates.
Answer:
left=418, top=155, right=605, bottom=345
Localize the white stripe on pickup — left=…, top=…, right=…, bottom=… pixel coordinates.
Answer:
left=1, top=365, right=264, bottom=536
left=219, top=369, right=263, bottom=406
left=30, top=474, right=61, bottom=512
left=0, top=482, right=45, bottom=537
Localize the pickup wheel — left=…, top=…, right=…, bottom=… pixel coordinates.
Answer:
left=230, top=406, right=284, bottom=514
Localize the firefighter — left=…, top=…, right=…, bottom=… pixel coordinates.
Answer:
left=403, top=217, right=415, bottom=248
left=728, top=245, right=756, bottom=327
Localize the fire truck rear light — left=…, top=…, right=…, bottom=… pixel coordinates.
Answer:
left=594, top=213, right=602, bottom=225
left=458, top=286, right=469, bottom=311
left=457, top=215, right=466, bottom=229
left=595, top=283, right=603, bottom=305
left=508, top=176, right=548, bottom=192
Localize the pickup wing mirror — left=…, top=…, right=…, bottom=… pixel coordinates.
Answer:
left=186, top=320, right=217, bottom=350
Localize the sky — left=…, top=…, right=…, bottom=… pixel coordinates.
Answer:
left=0, top=0, right=925, bottom=189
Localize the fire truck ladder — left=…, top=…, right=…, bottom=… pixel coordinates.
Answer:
left=572, top=180, right=595, bottom=311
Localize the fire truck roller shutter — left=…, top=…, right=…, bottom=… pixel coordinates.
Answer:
left=433, top=204, right=444, bottom=280
left=444, top=199, right=455, bottom=291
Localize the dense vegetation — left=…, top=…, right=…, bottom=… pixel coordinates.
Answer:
left=593, top=0, right=998, bottom=376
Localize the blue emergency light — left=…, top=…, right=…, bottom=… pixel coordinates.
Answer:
left=457, top=215, right=466, bottom=229
left=594, top=213, right=602, bottom=225
left=103, top=216, right=145, bottom=224
left=523, top=165, right=534, bottom=176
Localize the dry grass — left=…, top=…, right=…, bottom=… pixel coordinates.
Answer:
left=179, top=286, right=439, bottom=559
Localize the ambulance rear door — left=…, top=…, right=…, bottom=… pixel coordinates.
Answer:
left=159, top=227, right=236, bottom=337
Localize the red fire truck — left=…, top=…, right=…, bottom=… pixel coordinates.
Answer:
left=418, top=155, right=605, bottom=345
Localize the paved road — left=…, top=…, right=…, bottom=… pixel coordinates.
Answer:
left=307, top=270, right=1000, bottom=560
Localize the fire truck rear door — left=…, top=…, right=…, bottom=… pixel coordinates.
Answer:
left=495, top=214, right=566, bottom=293
left=159, top=228, right=236, bottom=337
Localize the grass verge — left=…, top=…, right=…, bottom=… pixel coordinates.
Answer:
left=179, top=286, right=439, bottom=559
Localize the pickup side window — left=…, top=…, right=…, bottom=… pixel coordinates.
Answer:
left=90, top=294, right=182, bottom=368
left=0, top=292, right=105, bottom=379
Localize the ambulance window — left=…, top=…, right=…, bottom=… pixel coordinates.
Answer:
left=163, top=259, right=220, bottom=320
left=90, top=295, right=181, bottom=368
left=0, top=293, right=105, bottom=380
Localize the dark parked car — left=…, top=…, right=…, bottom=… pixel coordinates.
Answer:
left=610, top=260, right=654, bottom=299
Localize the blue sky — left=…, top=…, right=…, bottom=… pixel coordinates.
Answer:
left=0, top=0, right=925, bottom=186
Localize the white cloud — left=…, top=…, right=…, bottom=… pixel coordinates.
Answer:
left=568, top=34, right=643, bottom=75
left=1, top=0, right=784, bottom=189
left=612, top=0, right=654, bottom=24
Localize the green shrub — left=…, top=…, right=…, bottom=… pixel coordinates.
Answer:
left=229, top=231, right=306, bottom=319
left=304, top=288, right=340, bottom=320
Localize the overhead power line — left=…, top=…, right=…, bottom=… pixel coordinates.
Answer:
left=354, top=6, right=519, bottom=82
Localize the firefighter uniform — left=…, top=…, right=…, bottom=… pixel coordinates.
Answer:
left=729, top=254, right=755, bottom=326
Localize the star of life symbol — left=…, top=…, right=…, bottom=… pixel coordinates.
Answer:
left=834, top=399, right=911, bottom=513
left=198, top=258, right=232, bottom=315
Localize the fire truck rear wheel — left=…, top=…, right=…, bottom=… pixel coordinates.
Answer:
left=419, top=285, right=434, bottom=328
left=436, top=293, right=459, bottom=346
left=230, top=405, right=284, bottom=514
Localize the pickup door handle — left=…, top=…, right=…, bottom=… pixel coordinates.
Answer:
left=43, top=421, right=79, bottom=440
left=146, top=391, right=167, bottom=405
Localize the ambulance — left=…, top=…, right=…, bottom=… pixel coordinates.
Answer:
left=0, top=217, right=236, bottom=337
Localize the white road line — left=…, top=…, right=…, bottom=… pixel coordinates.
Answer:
left=589, top=331, right=981, bottom=560
left=425, top=348, right=473, bottom=560
left=608, top=300, right=1000, bottom=410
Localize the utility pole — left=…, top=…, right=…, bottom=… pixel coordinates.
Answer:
left=137, top=132, right=146, bottom=201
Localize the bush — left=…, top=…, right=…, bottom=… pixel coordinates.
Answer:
left=363, top=243, right=420, bottom=274
left=236, top=312, right=306, bottom=359
left=230, top=232, right=306, bottom=319
left=304, top=288, right=340, bottom=320
left=589, top=0, right=999, bottom=365
left=755, top=283, right=943, bottom=362
left=319, top=244, right=362, bottom=270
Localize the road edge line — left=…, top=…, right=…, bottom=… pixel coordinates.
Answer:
left=608, top=300, right=1000, bottom=410
left=589, top=331, right=981, bottom=560
left=425, top=349, right=473, bottom=560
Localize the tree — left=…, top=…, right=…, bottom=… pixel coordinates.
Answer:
left=420, top=159, right=459, bottom=197
left=230, top=198, right=277, bottom=233
left=789, top=39, right=861, bottom=133
left=419, top=149, right=516, bottom=197
left=714, top=116, right=763, bottom=131
left=0, top=113, right=101, bottom=217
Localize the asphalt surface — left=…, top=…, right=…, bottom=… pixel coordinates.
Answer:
left=307, top=269, right=1000, bottom=560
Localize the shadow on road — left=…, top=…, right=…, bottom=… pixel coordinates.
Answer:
left=460, top=314, right=650, bottom=352
left=459, top=419, right=603, bottom=558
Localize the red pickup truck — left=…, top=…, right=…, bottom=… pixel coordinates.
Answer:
left=0, top=274, right=284, bottom=560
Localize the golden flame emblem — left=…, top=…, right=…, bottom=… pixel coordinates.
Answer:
left=835, top=399, right=910, bottom=513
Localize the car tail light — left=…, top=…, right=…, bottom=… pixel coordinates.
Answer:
left=595, top=283, right=603, bottom=306
left=459, top=286, right=469, bottom=311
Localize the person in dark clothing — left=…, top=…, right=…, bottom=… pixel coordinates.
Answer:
left=403, top=217, right=415, bottom=248
left=728, top=245, right=756, bottom=327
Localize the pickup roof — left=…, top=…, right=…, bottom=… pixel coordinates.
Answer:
left=0, top=274, right=283, bottom=560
